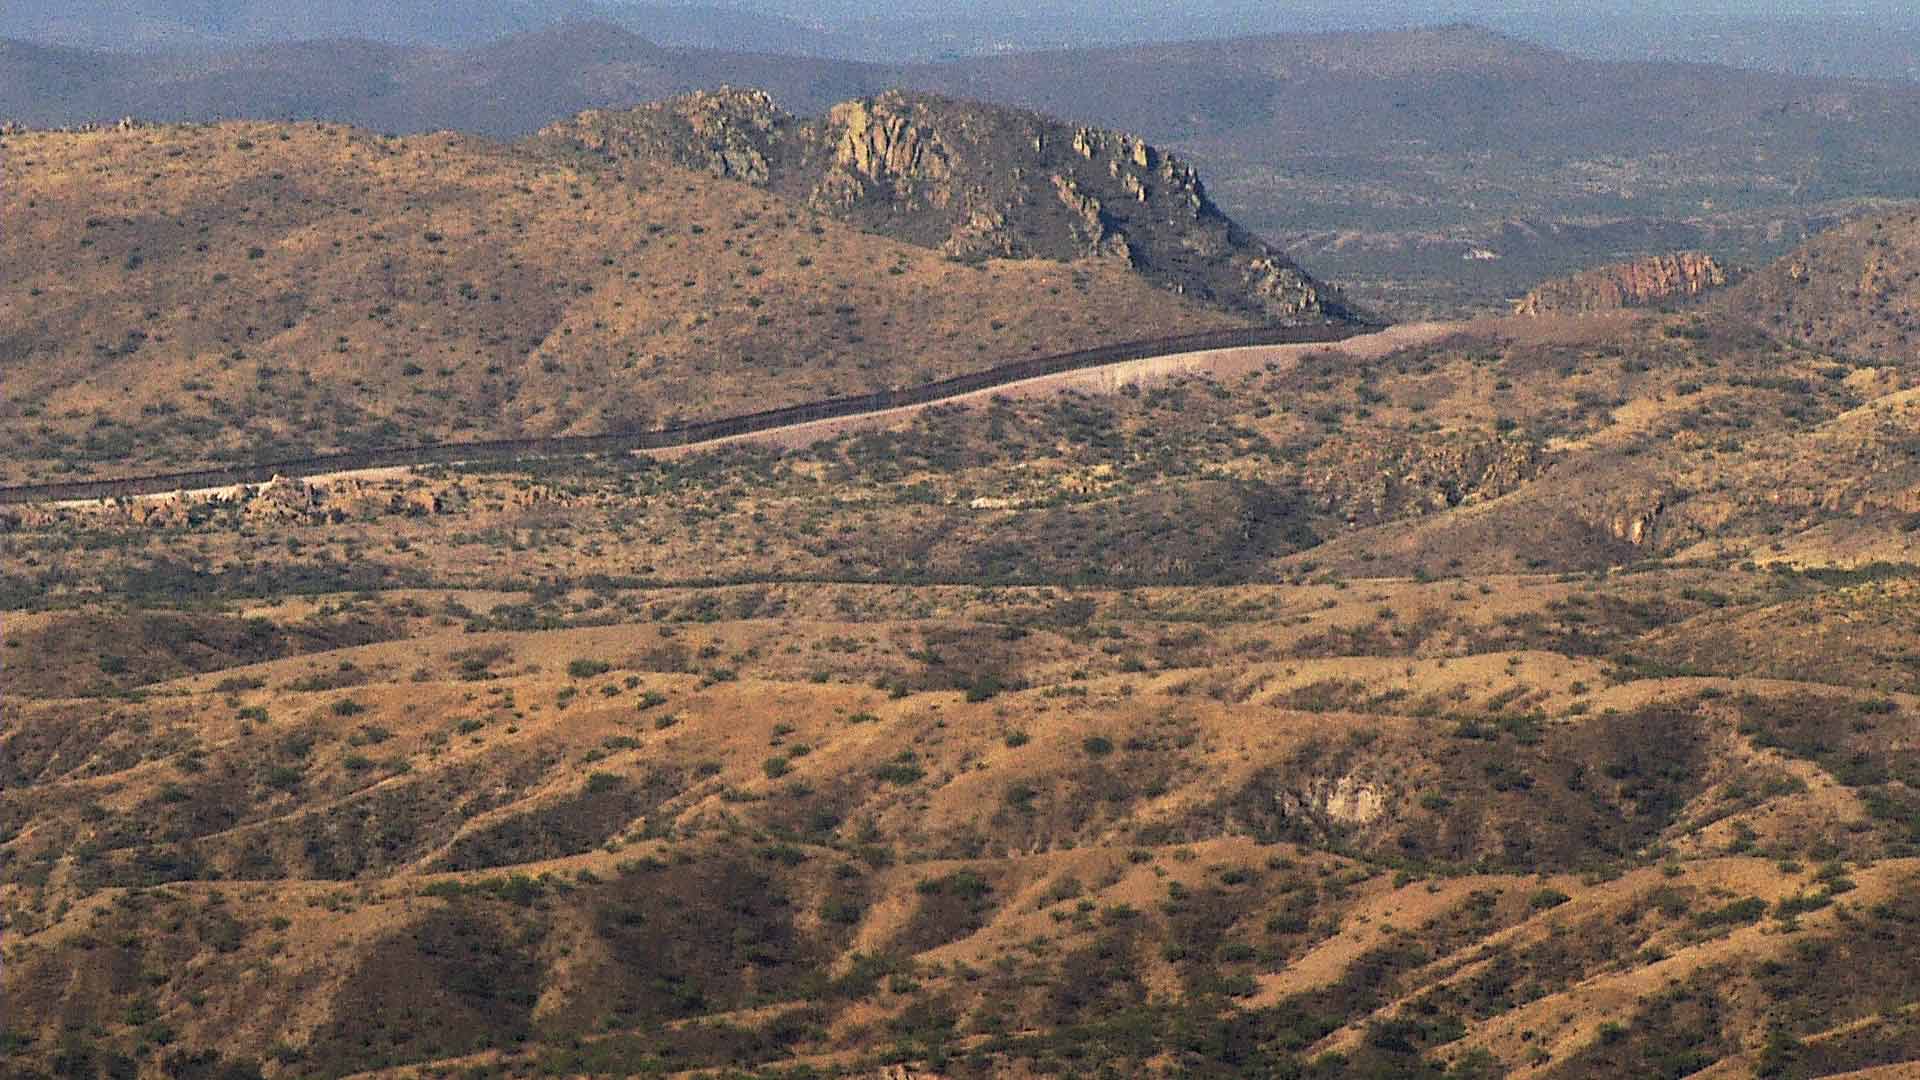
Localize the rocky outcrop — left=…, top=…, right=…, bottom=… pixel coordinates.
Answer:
left=1051, top=174, right=1133, bottom=264
left=941, top=206, right=1018, bottom=261
left=1304, top=432, right=1543, bottom=525
left=1279, top=773, right=1390, bottom=828
left=1241, top=256, right=1328, bottom=321
left=1515, top=252, right=1730, bottom=316
left=1594, top=489, right=1668, bottom=547
left=543, top=90, right=1355, bottom=326
left=819, top=97, right=954, bottom=204
left=556, top=88, right=785, bottom=184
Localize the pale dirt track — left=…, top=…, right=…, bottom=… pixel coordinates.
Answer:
left=650, top=320, right=1460, bottom=456
left=47, top=322, right=1460, bottom=506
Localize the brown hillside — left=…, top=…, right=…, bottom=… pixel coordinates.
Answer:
left=10, top=106, right=1920, bottom=1080
left=14, top=25, right=1920, bottom=319
left=542, top=88, right=1353, bottom=325
left=8, top=287, right=1920, bottom=1076
left=1716, top=206, right=1920, bottom=365
left=0, top=119, right=1246, bottom=483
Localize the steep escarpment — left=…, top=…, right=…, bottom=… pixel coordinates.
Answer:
left=1514, top=252, right=1731, bottom=316
left=543, top=88, right=1356, bottom=325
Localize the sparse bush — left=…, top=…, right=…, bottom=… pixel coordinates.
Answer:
left=1529, top=888, right=1571, bottom=911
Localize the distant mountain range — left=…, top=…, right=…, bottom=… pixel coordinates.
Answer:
left=8, top=21, right=1919, bottom=317
left=0, top=23, right=877, bottom=135
left=1503, top=12, right=1920, bottom=82
left=0, top=2, right=864, bottom=55
left=5, top=2, right=1917, bottom=81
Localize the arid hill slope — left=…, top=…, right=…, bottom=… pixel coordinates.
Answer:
left=10, top=99, right=1920, bottom=1080
left=11, top=25, right=1920, bottom=317
left=0, top=118, right=1252, bottom=483
left=6, top=288, right=1920, bottom=1078
left=541, top=89, right=1351, bottom=325
left=1715, top=206, right=1920, bottom=365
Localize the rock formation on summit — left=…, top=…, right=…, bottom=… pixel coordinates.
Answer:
left=543, top=89, right=1357, bottom=325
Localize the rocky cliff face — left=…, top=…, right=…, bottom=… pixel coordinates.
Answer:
left=544, top=89, right=1354, bottom=326
left=1514, top=252, right=1730, bottom=316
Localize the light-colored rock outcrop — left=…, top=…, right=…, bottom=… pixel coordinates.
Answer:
left=5, top=475, right=475, bottom=532
left=822, top=96, right=954, bottom=198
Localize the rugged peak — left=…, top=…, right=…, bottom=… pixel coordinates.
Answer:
left=554, top=86, right=791, bottom=184
left=664, top=86, right=784, bottom=126
left=822, top=93, right=957, bottom=193
left=543, top=90, right=1353, bottom=326
left=1514, top=252, right=1731, bottom=316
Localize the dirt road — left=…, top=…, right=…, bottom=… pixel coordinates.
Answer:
left=8, top=321, right=1460, bottom=506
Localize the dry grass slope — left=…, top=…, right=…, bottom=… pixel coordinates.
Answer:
left=6, top=132, right=1920, bottom=1080
left=0, top=120, right=1243, bottom=483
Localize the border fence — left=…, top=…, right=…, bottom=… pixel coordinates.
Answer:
left=0, top=321, right=1367, bottom=505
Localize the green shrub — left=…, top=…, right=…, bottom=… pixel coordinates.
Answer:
left=1529, top=888, right=1572, bottom=911
left=1694, top=896, right=1768, bottom=928
left=821, top=898, right=864, bottom=925
left=964, top=675, right=1005, bottom=702
left=262, top=765, right=303, bottom=790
